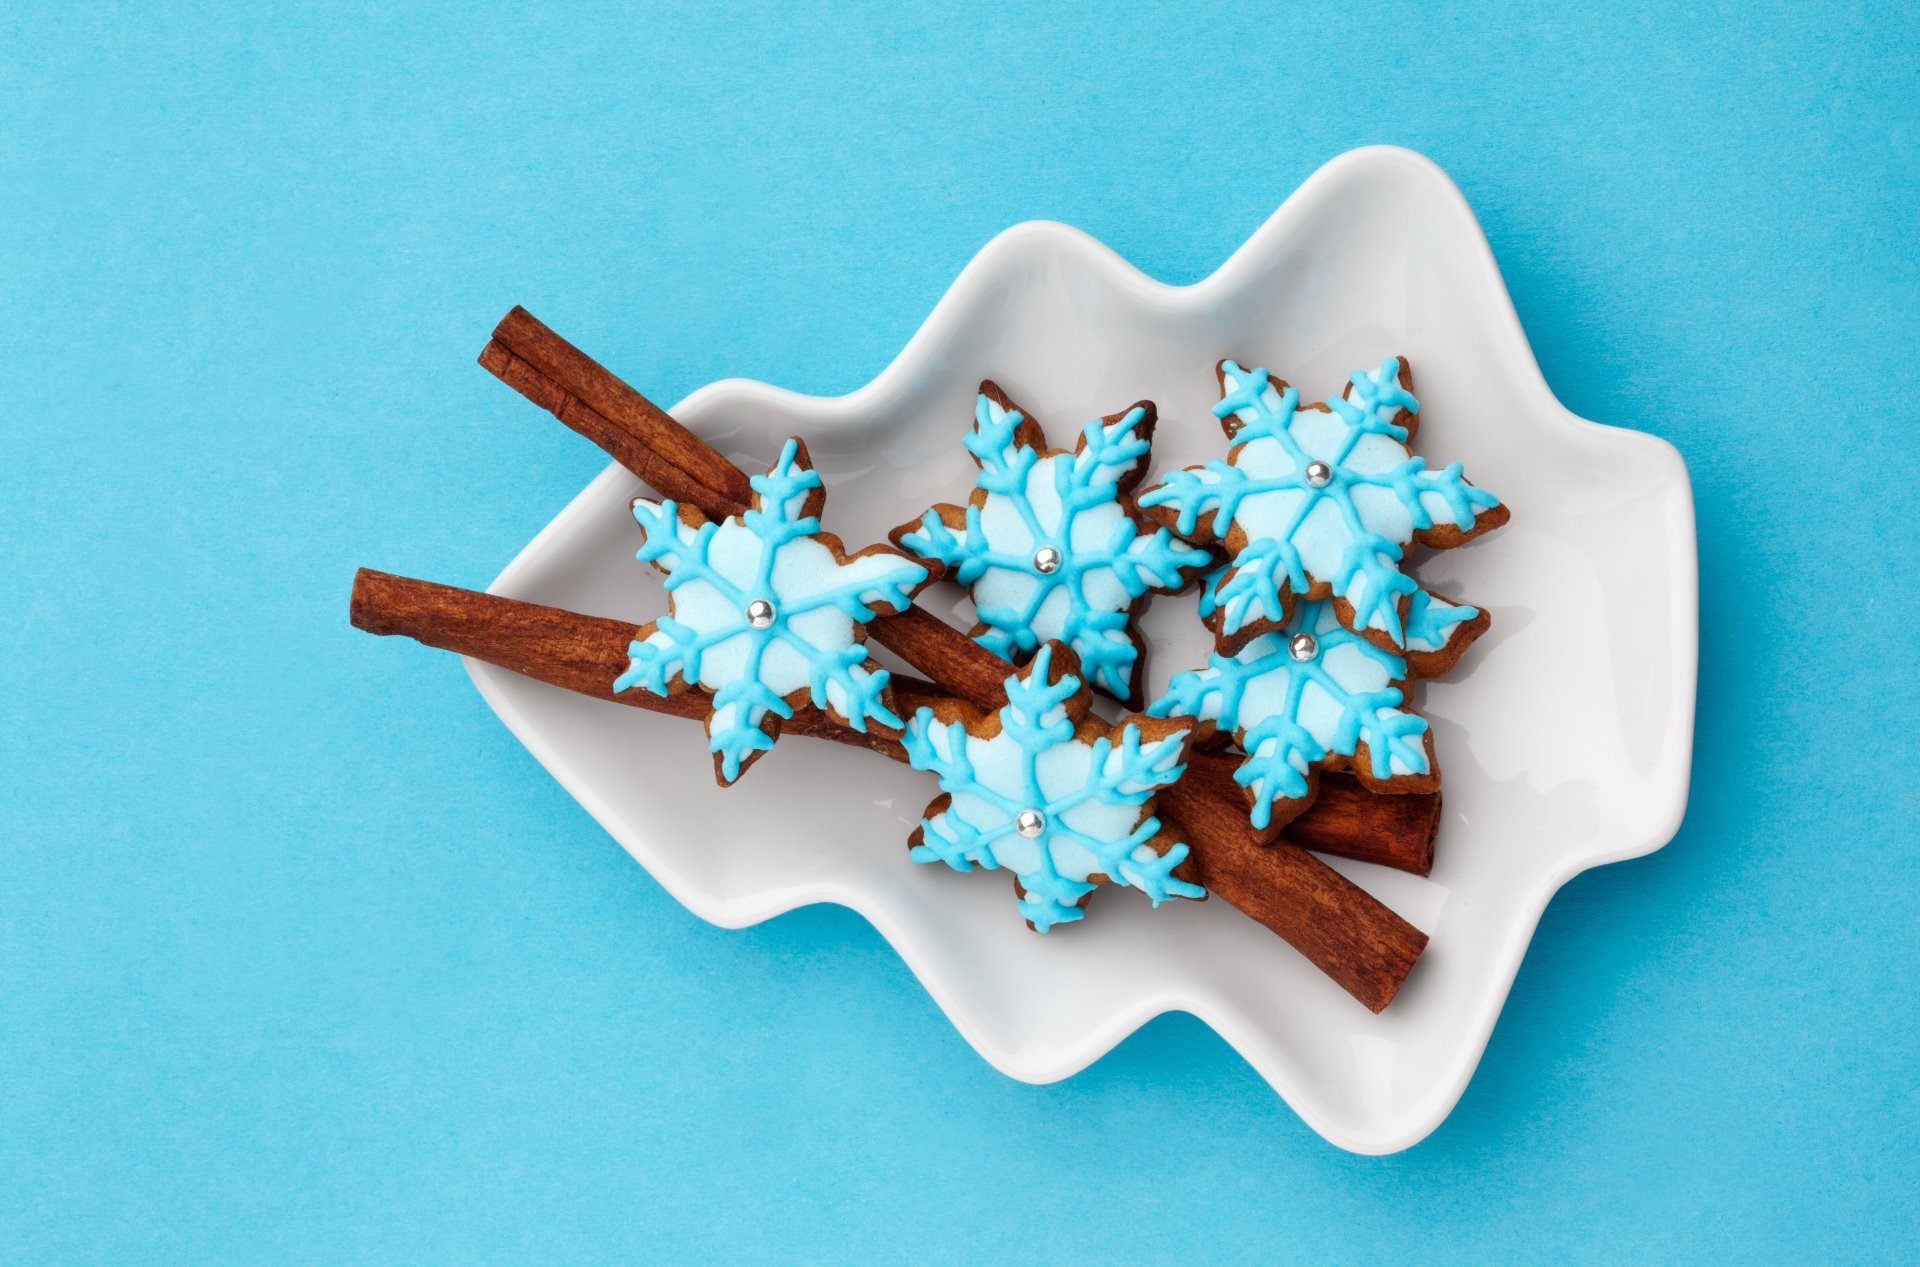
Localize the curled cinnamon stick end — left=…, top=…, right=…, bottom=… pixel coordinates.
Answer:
left=483, top=308, right=754, bottom=516
left=1172, top=807, right=1427, bottom=1013
left=350, top=569, right=1427, bottom=1011
left=1173, top=753, right=1439, bottom=878
left=1290, top=774, right=1439, bottom=875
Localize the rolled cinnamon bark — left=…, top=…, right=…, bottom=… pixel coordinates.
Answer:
left=350, top=568, right=1426, bottom=1011
left=478, top=307, right=1439, bottom=875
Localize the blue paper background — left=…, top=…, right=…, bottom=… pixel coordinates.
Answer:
left=5, top=2, right=1917, bottom=1261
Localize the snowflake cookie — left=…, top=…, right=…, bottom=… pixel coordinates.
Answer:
left=1149, top=577, right=1489, bottom=831
left=614, top=437, right=931, bottom=785
left=902, top=641, right=1205, bottom=931
left=1137, top=356, right=1507, bottom=655
left=891, top=383, right=1211, bottom=708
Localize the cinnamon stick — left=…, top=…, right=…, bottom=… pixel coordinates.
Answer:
left=479, top=307, right=1438, bottom=876
left=350, top=568, right=1426, bottom=1011
left=479, top=320, right=754, bottom=516
left=1299, top=776, right=1437, bottom=872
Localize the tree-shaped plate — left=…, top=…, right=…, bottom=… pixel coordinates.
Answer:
left=468, top=147, right=1698, bottom=1154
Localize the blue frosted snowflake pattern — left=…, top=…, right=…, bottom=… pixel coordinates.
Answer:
left=1150, top=584, right=1476, bottom=830
left=1138, top=357, right=1501, bottom=649
left=897, top=390, right=1209, bottom=702
left=615, top=438, right=929, bottom=783
left=903, top=643, right=1204, bottom=930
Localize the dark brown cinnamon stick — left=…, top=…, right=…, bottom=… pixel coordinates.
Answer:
left=1294, top=775, right=1438, bottom=872
left=350, top=568, right=1426, bottom=1011
left=479, top=307, right=1438, bottom=876
left=1175, top=759, right=1439, bottom=877
left=479, top=318, right=754, bottom=516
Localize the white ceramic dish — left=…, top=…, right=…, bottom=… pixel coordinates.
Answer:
left=472, top=146, right=1697, bottom=1153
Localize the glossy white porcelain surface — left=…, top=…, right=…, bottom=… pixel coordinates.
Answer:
left=471, top=147, right=1697, bottom=1154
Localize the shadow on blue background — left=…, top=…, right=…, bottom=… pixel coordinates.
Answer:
left=3, top=2, right=1916, bottom=1261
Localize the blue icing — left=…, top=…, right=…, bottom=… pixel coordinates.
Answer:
left=1403, top=587, right=1479, bottom=653
left=898, top=392, right=1210, bottom=701
left=902, top=644, right=1204, bottom=930
left=615, top=437, right=929, bottom=783
left=1151, top=587, right=1469, bottom=830
left=1138, top=357, right=1501, bottom=649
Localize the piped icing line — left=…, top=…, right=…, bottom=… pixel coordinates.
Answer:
left=1136, top=357, right=1506, bottom=655
left=1397, top=586, right=1489, bottom=680
left=902, top=641, right=1204, bottom=931
left=1152, top=574, right=1488, bottom=831
left=614, top=436, right=932, bottom=785
left=892, top=384, right=1211, bottom=707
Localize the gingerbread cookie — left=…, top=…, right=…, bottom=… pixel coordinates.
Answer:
left=1148, top=570, right=1489, bottom=830
left=1138, top=357, right=1507, bottom=655
left=893, top=384, right=1211, bottom=707
left=902, top=641, right=1205, bottom=931
left=615, top=437, right=932, bottom=784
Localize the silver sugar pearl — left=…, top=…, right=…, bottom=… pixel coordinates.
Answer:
left=1015, top=809, right=1046, bottom=838
left=1303, top=460, right=1333, bottom=488
left=1289, top=632, right=1319, bottom=662
left=1033, top=546, right=1062, bottom=574
left=745, top=598, right=777, bottom=629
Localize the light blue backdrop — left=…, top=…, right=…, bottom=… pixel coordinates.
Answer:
left=5, top=2, right=1916, bottom=1261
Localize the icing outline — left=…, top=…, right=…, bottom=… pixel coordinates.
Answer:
left=1138, top=357, right=1507, bottom=654
left=1150, top=571, right=1489, bottom=830
left=893, top=383, right=1210, bottom=706
left=903, top=642, right=1203, bottom=931
left=615, top=437, right=931, bottom=784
